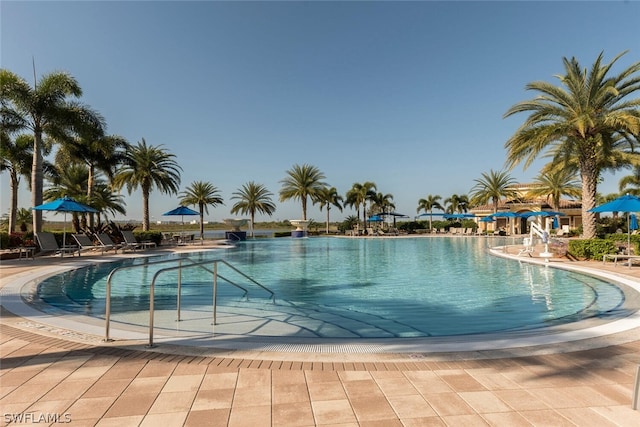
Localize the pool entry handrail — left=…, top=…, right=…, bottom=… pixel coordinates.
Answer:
left=104, top=257, right=275, bottom=346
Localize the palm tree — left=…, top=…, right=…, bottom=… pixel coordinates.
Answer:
left=91, top=181, right=126, bottom=226
left=180, top=181, right=224, bottom=242
left=55, top=128, right=128, bottom=229
left=0, top=133, right=32, bottom=232
left=44, top=163, right=91, bottom=232
left=0, top=69, right=105, bottom=232
left=529, top=169, right=582, bottom=211
left=345, top=181, right=377, bottom=230
left=278, top=164, right=326, bottom=220
left=444, top=194, right=469, bottom=214
left=317, top=186, right=344, bottom=234
left=230, top=181, right=276, bottom=237
left=618, top=165, right=640, bottom=196
left=370, top=192, right=395, bottom=216
left=504, top=51, right=640, bottom=239
left=469, top=170, right=518, bottom=213
left=113, top=138, right=182, bottom=231
left=416, top=194, right=444, bottom=231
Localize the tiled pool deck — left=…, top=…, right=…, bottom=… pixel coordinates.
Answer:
left=2, top=241, right=640, bottom=426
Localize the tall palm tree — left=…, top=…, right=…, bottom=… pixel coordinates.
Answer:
left=230, top=181, right=276, bottom=237
left=55, top=128, right=128, bottom=229
left=180, top=181, right=224, bottom=241
left=529, top=169, right=582, bottom=211
left=278, top=164, right=326, bottom=220
left=0, top=133, right=32, bottom=232
left=416, top=194, right=443, bottom=231
left=444, top=194, right=469, bottom=214
left=113, top=138, right=182, bottom=231
left=0, top=69, right=105, bottom=232
left=345, top=181, right=377, bottom=229
left=317, top=186, right=344, bottom=234
left=504, top=51, right=640, bottom=239
left=469, top=170, right=518, bottom=213
left=370, top=192, right=395, bottom=215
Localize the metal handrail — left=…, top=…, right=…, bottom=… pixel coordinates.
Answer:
left=104, top=256, right=274, bottom=344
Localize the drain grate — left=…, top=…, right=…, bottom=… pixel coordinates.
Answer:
left=241, top=343, right=390, bottom=353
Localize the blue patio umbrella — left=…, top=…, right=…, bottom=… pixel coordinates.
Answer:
left=479, top=215, right=495, bottom=233
left=32, top=196, right=98, bottom=254
left=443, top=213, right=475, bottom=220
left=491, top=211, right=519, bottom=218
left=589, top=194, right=640, bottom=256
left=368, top=215, right=384, bottom=222
left=163, top=205, right=199, bottom=239
left=382, top=211, right=409, bottom=227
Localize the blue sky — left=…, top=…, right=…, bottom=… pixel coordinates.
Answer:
left=2, top=1, right=639, bottom=224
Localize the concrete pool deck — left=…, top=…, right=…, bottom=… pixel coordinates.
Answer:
left=2, top=240, right=640, bottom=425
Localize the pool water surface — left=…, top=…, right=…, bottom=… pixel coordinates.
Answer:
left=37, top=237, right=626, bottom=338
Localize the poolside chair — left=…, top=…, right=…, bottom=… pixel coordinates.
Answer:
left=96, top=233, right=123, bottom=253
left=72, top=233, right=116, bottom=255
left=121, top=230, right=156, bottom=250
left=35, top=232, right=80, bottom=257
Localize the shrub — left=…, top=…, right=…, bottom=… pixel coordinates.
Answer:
left=568, top=239, right=617, bottom=260
left=0, top=233, right=9, bottom=249
left=134, top=231, right=163, bottom=246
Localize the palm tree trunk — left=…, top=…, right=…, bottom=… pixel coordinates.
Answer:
left=87, top=164, right=95, bottom=230
left=9, top=171, right=18, bottom=233
left=301, top=197, right=307, bottom=220
left=142, top=187, right=150, bottom=231
left=581, top=163, right=598, bottom=239
left=326, top=206, right=330, bottom=234
left=31, top=132, right=44, bottom=232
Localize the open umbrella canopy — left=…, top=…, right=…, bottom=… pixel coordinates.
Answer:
left=479, top=216, right=495, bottom=222
left=590, top=195, right=640, bottom=256
left=32, top=196, right=98, bottom=256
left=519, top=211, right=565, bottom=218
left=163, top=206, right=199, bottom=216
left=589, top=194, right=640, bottom=214
left=443, top=213, right=475, bottom=220
left=32, top=196, right=98, bottom=213
left=368, top=215, right=384, bottom=222
left=491, top=211, right=519, bottom=218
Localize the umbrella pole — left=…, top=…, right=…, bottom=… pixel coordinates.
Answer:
left=62, top=212, right=67, bottom=258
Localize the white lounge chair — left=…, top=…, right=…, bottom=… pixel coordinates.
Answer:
left=35, top=232, right=80, bottom=257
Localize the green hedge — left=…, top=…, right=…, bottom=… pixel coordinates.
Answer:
left=568, top=239, right=617, bottom=260
left=563, top=234, right=640, bottom=260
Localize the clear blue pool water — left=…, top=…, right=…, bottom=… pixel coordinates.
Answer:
left=37, top=237, right=626, bottom=337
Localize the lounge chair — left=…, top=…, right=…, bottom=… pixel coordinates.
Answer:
left=121, top=230, right=156, bottom=250
left=35, top=232, right=80, bottom=257
left=72, top=233, right=115, bottom=255
left=96, top=233, right=124, bottom=253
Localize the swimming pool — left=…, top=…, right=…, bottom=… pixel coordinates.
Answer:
left=35, top=237, right=627, bottom=339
